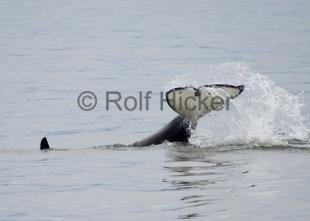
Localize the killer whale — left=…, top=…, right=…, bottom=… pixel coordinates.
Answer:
left=132, top=84, right=244, bottom=147
left=40, top=84, right=244, bottom=150
left=40, top=115, right=192, bottom=149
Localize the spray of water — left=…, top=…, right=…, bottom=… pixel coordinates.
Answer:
left=167, top=63, right=309, bottom=147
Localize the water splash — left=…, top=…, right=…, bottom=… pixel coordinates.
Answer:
left=167, top=63, right=309, bottom=147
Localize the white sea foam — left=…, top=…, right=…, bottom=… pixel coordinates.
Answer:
left=167, top=63, right=309, bottom=147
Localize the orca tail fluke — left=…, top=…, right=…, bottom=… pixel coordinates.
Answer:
left=166, top=84, right=245, bottom=122
left=40, top=137, right=50, bottom=150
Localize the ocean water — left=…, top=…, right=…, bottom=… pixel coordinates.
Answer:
left=1, top=0, right=310, bottom=220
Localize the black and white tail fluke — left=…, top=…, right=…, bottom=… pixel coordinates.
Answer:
left=40, top=137, right=50, bottom=150
left=166, top=84, right=244, bottom=122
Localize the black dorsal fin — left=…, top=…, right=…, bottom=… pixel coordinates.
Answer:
left=40, top=137, right=50, bottom=150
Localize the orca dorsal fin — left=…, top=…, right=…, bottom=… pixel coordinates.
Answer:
left=40, top=137, right=50, bottom=150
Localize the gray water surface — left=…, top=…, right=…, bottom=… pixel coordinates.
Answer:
left=1, top=0, right=310, bottom=220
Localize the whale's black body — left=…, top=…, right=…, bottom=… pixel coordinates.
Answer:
left=132, top=115, right=193, bottom=147
left=40, top=84, right=244, bottom=150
